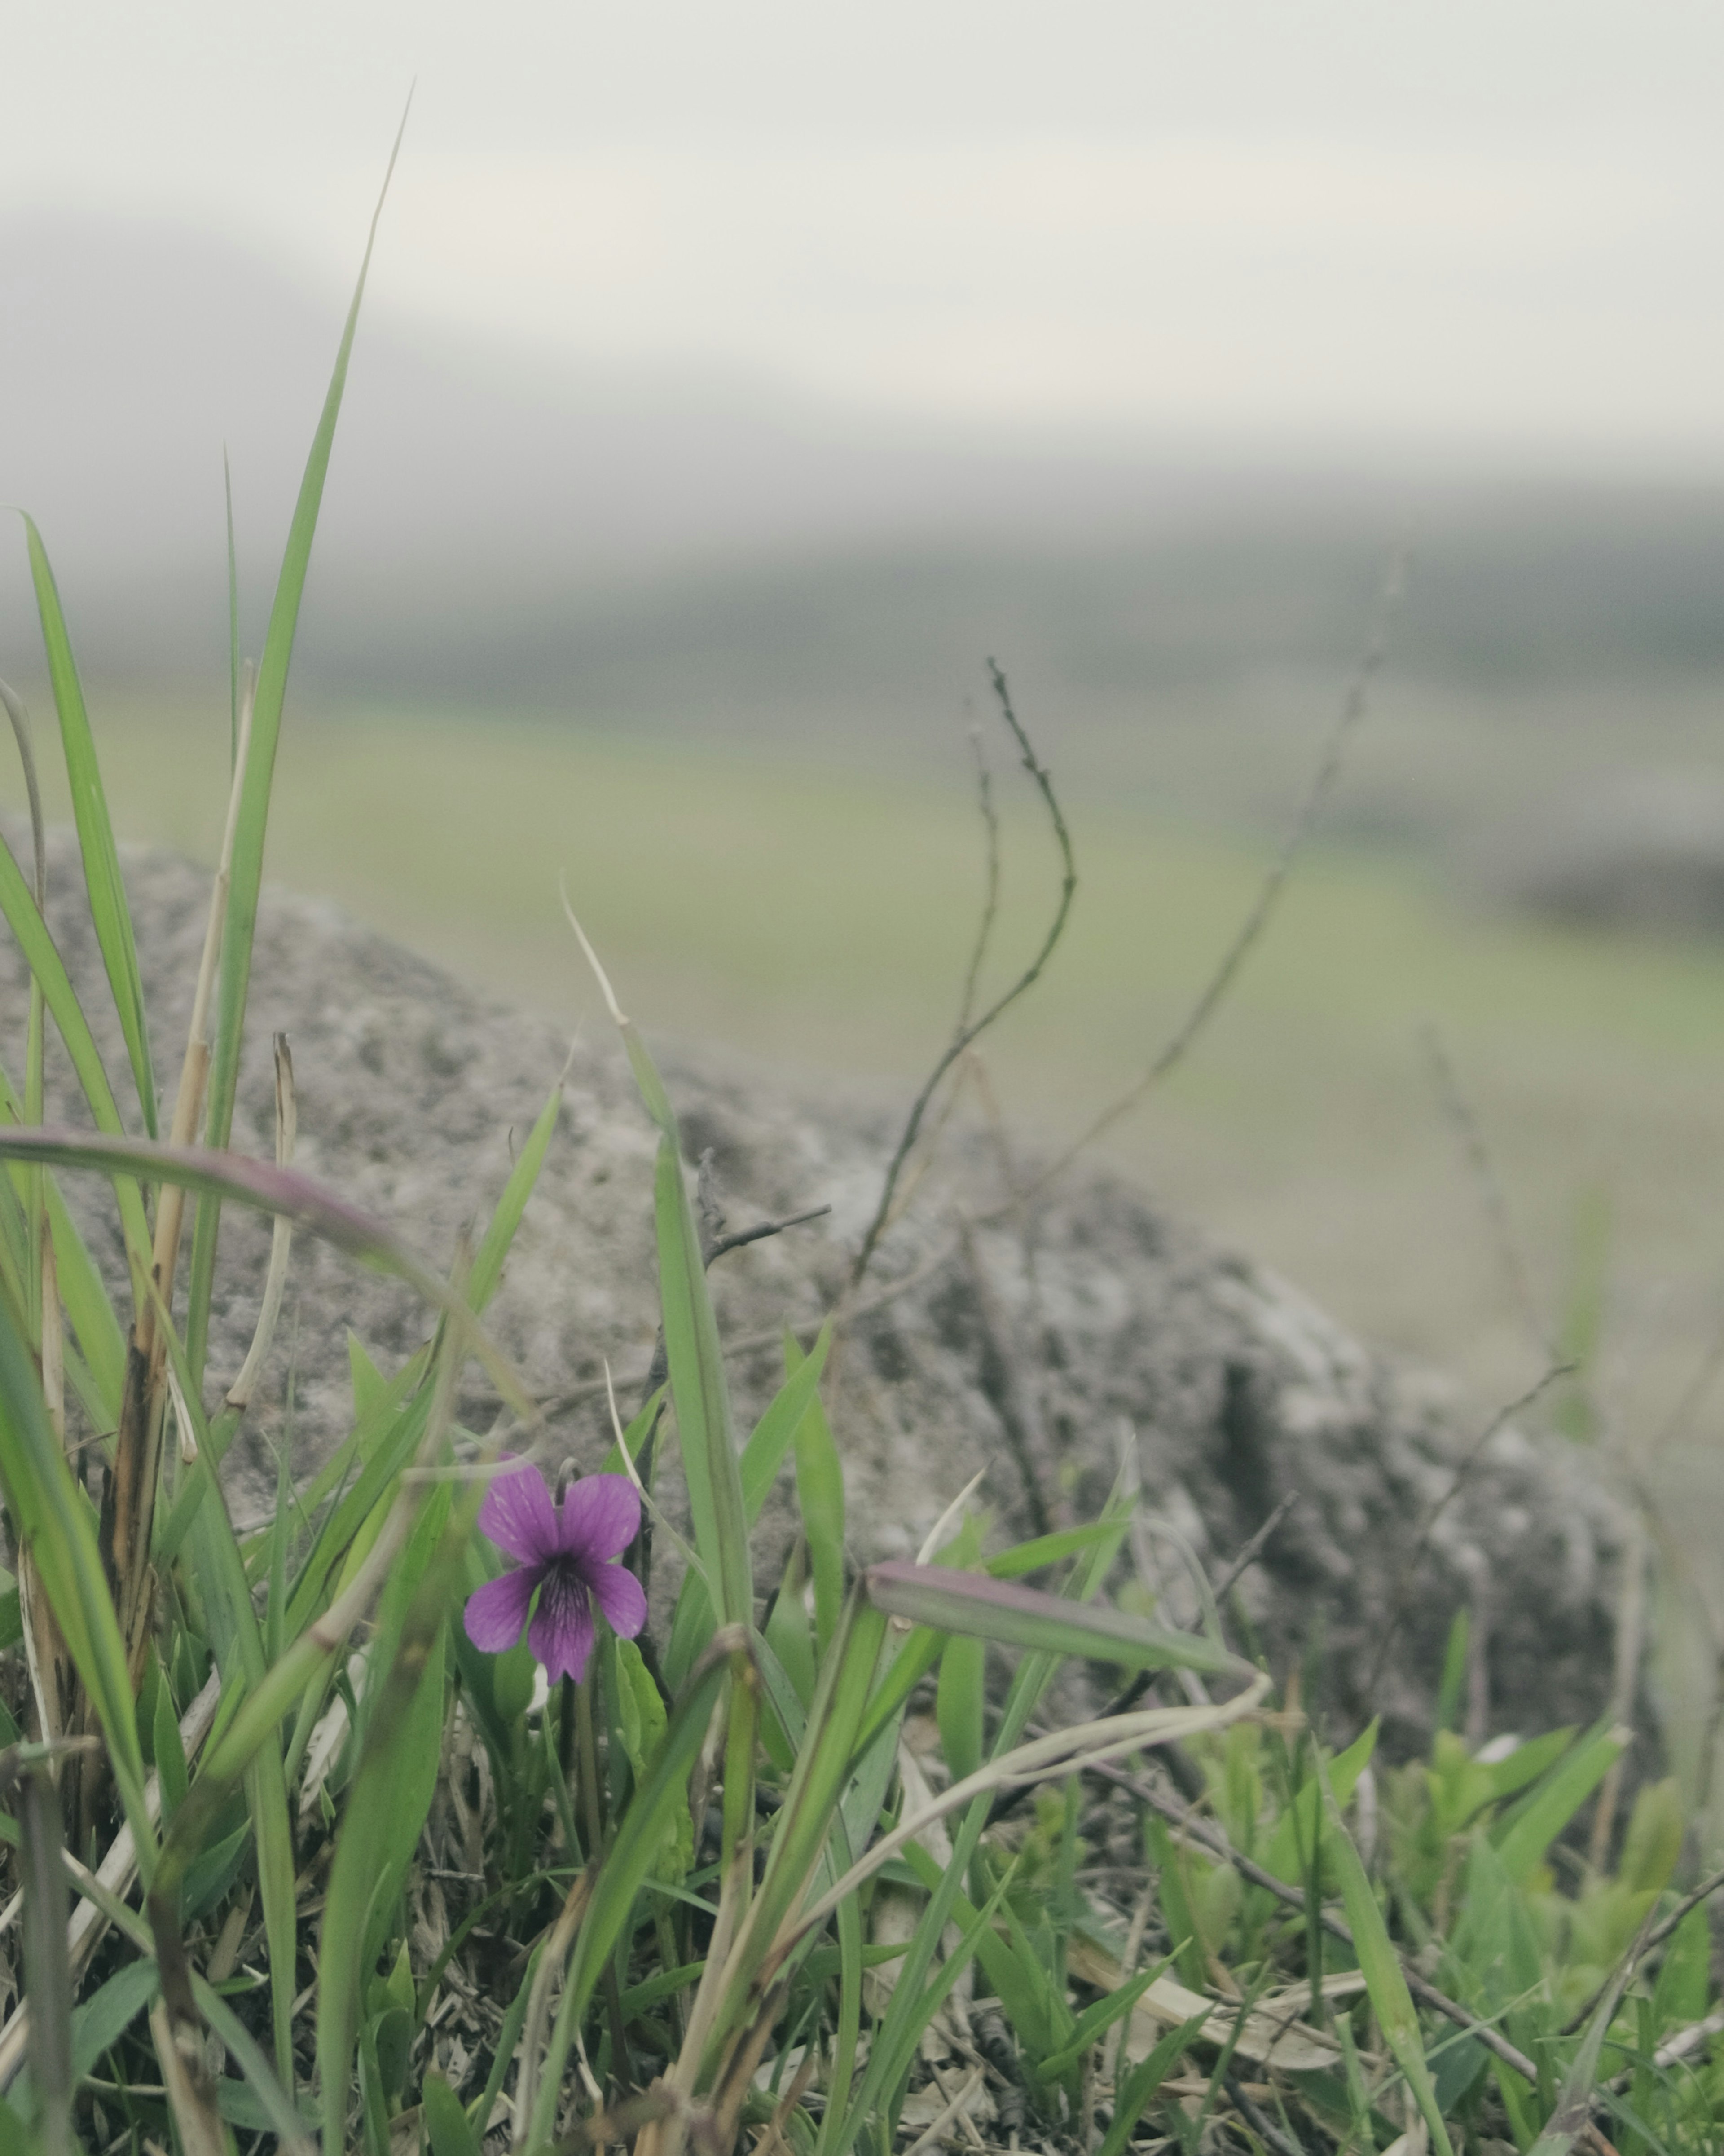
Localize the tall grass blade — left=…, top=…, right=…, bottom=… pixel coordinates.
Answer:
left=19, top=516, right=158, bottom=1138
left=528, top=1628, right=743, bottom=2151
left=186, top=112, right=407, bottom=1383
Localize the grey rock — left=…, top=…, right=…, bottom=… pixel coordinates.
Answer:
left=1, top=826, right=1634, bottom=1758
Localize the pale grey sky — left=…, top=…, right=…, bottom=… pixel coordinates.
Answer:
left=6, top=2, right=1724, bottom=458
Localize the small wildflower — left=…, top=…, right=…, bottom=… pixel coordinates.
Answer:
left=464, top=1458, right=647, bottom=1684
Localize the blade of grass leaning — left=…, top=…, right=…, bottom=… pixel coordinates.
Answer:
left=0, top=1129, right=533, bottom=1420
left=0, top=1292, right=151, bottom=1851
left=862, top=1559, right=1253, bottom=1680
left=19, top=517, right=158, bottom=1138
left=1315, top=1742, right=1456, bottom=2156
left=185, top=114, right=407, bottom=1385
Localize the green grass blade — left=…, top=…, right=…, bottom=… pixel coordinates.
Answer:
left=0, top=848, right=152, bottom=1279
left=863, top=1559, right=1251, bottom=1679
left=44, top=1176, right=125, bottom=1422
left=1493, top=1721, right=1629, bottom=1888
left=1095, top=2011, right=1212, bottom=2156
left=529, top=1629, right=741, bottom=2151
left=318, top=1556, right=453, bottom=2156
left=1315, top=1744, right=1456, bottom=2156
left=19, top=515, right=158, bottom=1138
left=0, top=1287, right=151, bottom=1852
left=186, top=116, right=406, bottom=1384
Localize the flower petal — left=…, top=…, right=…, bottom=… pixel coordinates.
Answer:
left=586, top=1558, right=648, bottom=1642
left=529, top=1564, right=596, bottom=1684
left=478, top=1456, right=559, bottom=1564
left=464, top=1565, right=537, bottom=1655
left=556, top=1473, right=641, bottom=1564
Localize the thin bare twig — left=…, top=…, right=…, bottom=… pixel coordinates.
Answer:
left=1211, top=1490, right=1300, bottom=1609
left=850, top=662, right=1076, bottom=1291
left=955, top=724, right=1003, bottom=1036
left=1022, top=546, right=1407, bottom=1198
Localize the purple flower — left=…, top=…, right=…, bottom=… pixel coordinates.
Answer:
left=464, top=1459, right=648, bottom=1684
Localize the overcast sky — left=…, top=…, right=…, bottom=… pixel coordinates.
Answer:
left=6, top=2, right=1724, bottom=462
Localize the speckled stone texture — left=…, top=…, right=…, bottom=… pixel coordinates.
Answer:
left=1, top=824, right=1635, bottom=1758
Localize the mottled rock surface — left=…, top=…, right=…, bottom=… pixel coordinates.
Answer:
left=2, top=826, right=1634, bottom=1757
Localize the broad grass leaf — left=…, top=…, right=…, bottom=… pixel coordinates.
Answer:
left=1493, top=1721, right=1629, bottom=1889
left=863, top=1559, right=1251, bottom=1679
left=612, top=1634, right=693, bottom=1884
left=421, top=2071, right=480, bottom=2156
left=68, top=1957, right=160, bottom=2084
left=936, top=1631, right=985, bottom=1786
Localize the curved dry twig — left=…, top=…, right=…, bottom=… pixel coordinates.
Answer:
left=850, top=661, right=1076, bottom=1291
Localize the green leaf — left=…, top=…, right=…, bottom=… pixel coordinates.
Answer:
left=421, top=2071, right=481, bottom=2156
left=863, top=1559, right=1251, bottom=1678
left=613, top=1635, right=693, bottom=1884
left=1315, top=1745, right=1455, bottom=2156
left=936, top=1631, right=985, bottom=1787
left=1493, top=1721, right=1629, bottom=1888
left=152, top=1676, right=189, bottom=1822
left=1095, top=2012, right=1211, bottom=2156
left=69, top=1957, right=160, bottom=2081
left=186, top=116, right=406, bottom=1385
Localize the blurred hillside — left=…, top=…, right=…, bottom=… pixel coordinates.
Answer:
left=3, top=213, right=1724, bottom=860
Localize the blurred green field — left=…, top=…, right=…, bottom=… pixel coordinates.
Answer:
left=13, top=689, right=1724, bottom=1503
